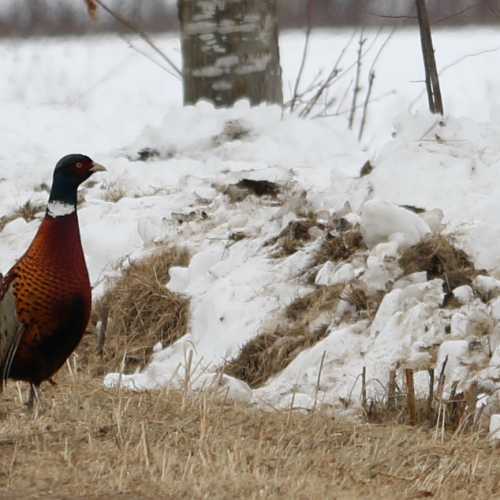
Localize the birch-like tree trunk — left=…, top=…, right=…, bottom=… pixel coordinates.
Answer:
left=178, top=0, right=283, bottom=107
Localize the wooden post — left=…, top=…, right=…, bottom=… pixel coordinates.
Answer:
left=361, top=366, right=367, bottom=409
left=427, top=368, right=434, bottom=419
left=387, top=369, right=397, bottom=410
left=416, top=0, right=444, bottom=115
left=405, top=369, right=417, bottom=425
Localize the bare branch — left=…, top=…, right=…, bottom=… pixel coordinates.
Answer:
left=358, top=26, right=397, bottom=141
left=348, top=30, right=366, bottom=130
left=119, top=35, right=180, bottom=79
left=358, top=70, right=375, bottom=142
left=367, top=13, right=416, bottom=21
left=290, top=0, right=313, bottom=113
left=93, top=0, right=182, bottom=78
left=298, top=30, right=357, bottom=118
left=410, top=45, right=500, bottom=111
left=434, top=3, right=482, bottom=24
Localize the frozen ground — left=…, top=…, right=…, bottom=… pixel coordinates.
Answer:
left=3, top=28, right=500, bottom=422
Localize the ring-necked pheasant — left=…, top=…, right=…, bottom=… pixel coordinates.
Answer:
left=0, top=154, right=106, bottom=408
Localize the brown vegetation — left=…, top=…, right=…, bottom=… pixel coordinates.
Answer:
left=269, top=218, right=318, bottom=257
left=0, top=200, right=45, bottom=232
left=225, top=285, right=341, bottom=387
left=224, top=323, right=328, bottom=389
left=0, top=352, right=498, bottom=500
left=227, top=216, right=380, bottom=389
left=220, top=178, right=281, bottom=204
left=93, top=246, right=190, bottom=371
left=314, top=227, right=366, bottom=266
left=399, top=235, right=479, bottom=293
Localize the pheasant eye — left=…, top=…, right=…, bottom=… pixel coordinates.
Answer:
left=76, top=162, right=83, bottom=169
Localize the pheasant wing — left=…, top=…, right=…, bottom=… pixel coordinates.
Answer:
left=0, top=275, right=24, bottom=386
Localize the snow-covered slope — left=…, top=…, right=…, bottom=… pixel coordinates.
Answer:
left=3, top=29, right=500, bottom=422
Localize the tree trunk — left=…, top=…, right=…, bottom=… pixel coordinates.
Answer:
left=178, top=0, right=283, bottom=107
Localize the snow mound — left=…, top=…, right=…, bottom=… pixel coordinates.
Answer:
left=99, top=108, right=500, bottom=429
left=360, top=199, right=431, bottom=248
left=4, top=32, right=500, bottom=430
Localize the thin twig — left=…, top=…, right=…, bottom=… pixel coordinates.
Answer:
left=312, top=351, right=327, bottom=413
left=357, top=18, right=397, bottom=133
left=93, top=0, right=181, bottom=78
left=348, top=30, right=366, bottom=130
left=410, top=45, right=500, bottom=112
left=358, top=70, right=375, bottom=142
left=290, top=0, right=313, bottom=113
left=434, top=4, right=482, bottom=24
left=299, top=30, right=357, bottom=118
left=120, top=35, right=180, bottom=78
left=361, top=367, right=367, bottom=409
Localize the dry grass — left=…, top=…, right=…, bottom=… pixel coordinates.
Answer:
left=93, top=246, right=190, bottom=372
left=0, top=200, right=45, bottom=231
left=103, top=185, right=128, bottom=203
left=219, top=178, right=281, bottom=204
left=285, top=284, right=343, bottom=322
left=0, top=240, right=497, bottom=498
left=0, top=343, right=499, bottom=500
left=268, top=217, right=320, bottom=258
left=212, top=119, right=252, bottom=146
left=314, top=227, right=366, bottom=266
left=342, top=283, right=384, bottom=321
left=225, top=286, right=342, bottom=387
left=225, top=279, right=385, bottom=389
left=224, top=324, right=329, bottom=388
left=399, top=235, right=479, bottom=294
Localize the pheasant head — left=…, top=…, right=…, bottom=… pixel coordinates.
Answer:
left=48, top=154, right=106, bottom=217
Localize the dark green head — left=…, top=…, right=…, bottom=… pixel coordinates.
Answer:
left=49, top=154, right=106, bottom=205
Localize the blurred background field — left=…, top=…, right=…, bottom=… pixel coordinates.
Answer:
left=1, top=0, right=500, bottom=38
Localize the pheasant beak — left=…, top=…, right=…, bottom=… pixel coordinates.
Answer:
left=90, top=162, right=107, bottom=173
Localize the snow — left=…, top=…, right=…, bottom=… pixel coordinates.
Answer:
left=315, top=262, right=355, bottom=286
left=489, top=414, right=500, bottom=441
left=4, top=28, right=500, bottom=430
left=360, top=200, right=431, bottom=249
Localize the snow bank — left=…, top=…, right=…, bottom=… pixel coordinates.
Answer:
left=4, top=30, right=500, bottom=427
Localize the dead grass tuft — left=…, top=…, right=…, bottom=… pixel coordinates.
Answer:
left=103, top=185, right=127, bottom=203
left=224, top=324, right=329, bottom=388
left=270, top=218, right=319, bottom=257
left=342, top=283, right=384, bottom=320
left=285, top=285, right=343, bottom=322
left=220, top=178, right=281, bottom=203
left=226, top=279, right=385, bottom=389
left=212, top=119, right=252, bottom=146
left=0, top=200, right=45, bottom=231
left=94, top=246, right=190, bottom=371
left=314, top=227, right=366, bottom=266
left=226, top=285, right=343, bottom=387
left=399, top=235, right=479, bottom=293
